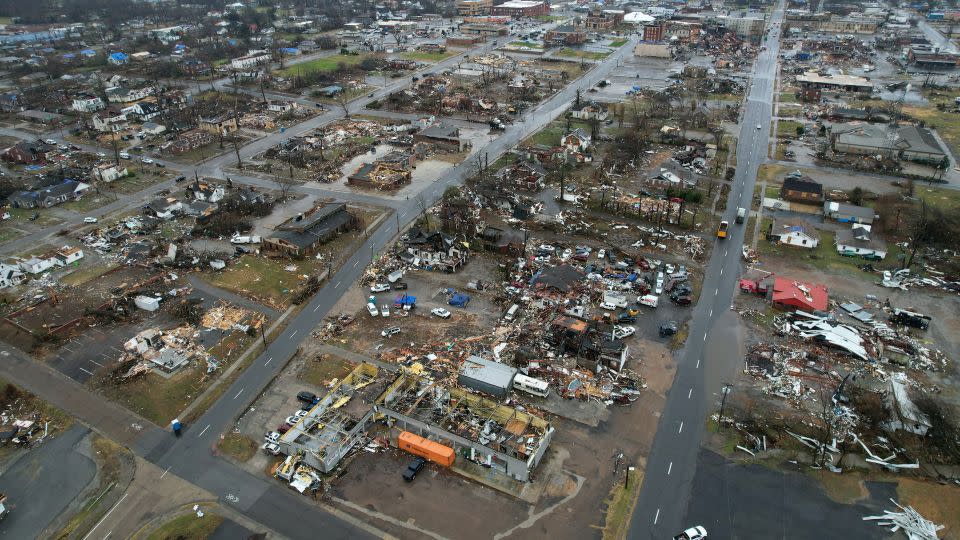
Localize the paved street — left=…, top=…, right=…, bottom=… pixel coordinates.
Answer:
left=0, top=425, right=96, bottom=539
left=627, top=7, right=785, bottom=539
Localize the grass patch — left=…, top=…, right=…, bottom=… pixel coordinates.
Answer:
left=776, top=119, right=804, bottom=138
left=299, top=354, right=354, bottom=387
left=808, top=469, right=868, bottom=504
left=400, top=50, right=457, bottom=62
left=145, top=512, right=223, bottom=540
left=609, top=38, right=628, bottom=47
left=202, top=254, right=316, bottom=309
left=779, top=92, right=798, bottom=103
left=0, top=377, right=73, bottom=462
left=897, top=478, right=960, bottom=538
left=60, top=263, right=119, bottom=287
left=764, top=184, right=781, bottom=199
left=917, top=185, right=960, bottom=211
left=96, top=364, right=209, bottom=426
left=0, top=225, right=24, bottom=243
left=601, top=468, right=642, bottom=540
left=278, top=53, right=369, bottom=77
left=218, top=432, right=258, bottom=462
left=758, top=230, right=878, bottom=280
left=555, top=48, right=609, bottom=60
left=757, top=163, right=789, bottom=182
left=507, top=41, right=544, bottom=50
left=60, top=193, right=116, bottom=213
left=6, top=207, right=63, bottom=227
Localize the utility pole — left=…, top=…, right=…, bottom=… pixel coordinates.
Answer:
left=717, top=382, right=732, bottom=431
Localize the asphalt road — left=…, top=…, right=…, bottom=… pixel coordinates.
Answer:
left=627, top=8, right=784, bottom=540
left=0, top=425, right=96, bottom=539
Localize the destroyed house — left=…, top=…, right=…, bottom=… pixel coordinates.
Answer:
left=10, top=180, right=86, bottom=209
left=581, top=334, right=628, bottom=372
left=279, top=363, right=554, bottom=482
left=569, top=100, right=608, bottom=121
left=403, top=228, right=468, bottom=272
left=263, top=203, right=359, bottom=257
left=481, top=226, right=525, bottom=255
left=497, top=161, right=546, bottom=192
left=413, top=123, right=464, bottom=151
left=347, top=161, right=411, bottom=190
left=3, top=140, right=54, bottom=164
left=529, top=264, right=583, bottom=293
left=771, top=277, right=828, bottom=312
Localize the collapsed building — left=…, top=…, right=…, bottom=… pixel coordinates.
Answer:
left=278, top=362, right=554, bottom=482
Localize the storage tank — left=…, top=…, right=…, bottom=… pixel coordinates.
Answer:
left=398, top=431, right=455, bottom=467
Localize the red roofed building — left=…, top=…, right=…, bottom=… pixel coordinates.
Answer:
left=772, top=277, right=828, bottom=312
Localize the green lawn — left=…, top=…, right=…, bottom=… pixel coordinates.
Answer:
left=902, top=93, right=960, bottom=159
left=218, top=433, right=258, bottom=462
left=400, top=50, right=458, bottom=62
left=507, top=41, right=544, bottom=50
left=279, top=53, right=369, bottom=77
left=608, top=38, right=628, bottom=47
left=776, top=119, right=804, bottom=138
left=779, top=92, right=798, bottom=103
left=299, top=355, right=354, bottom=387
left=6, top=207, right=63, bottom=227
left=97, top=364, right=208, bottom=426
left=758, top=229, right=879, bottom=279
left=917, top=185, right=960, bottom=211
left=555, top=48, right=610, bottom=60
left=146, top=512, right=223, bottom=540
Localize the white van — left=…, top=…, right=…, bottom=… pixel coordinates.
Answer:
left=119, top=151, right=130, bottom=159
left=503, top=304, right=520, bottom=321
left=366, top=302, right=380, bottom=317
left=638, top=294, right=659, bottom=308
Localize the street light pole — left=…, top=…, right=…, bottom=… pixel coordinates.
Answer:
left=717, top=382, right=732, bottom=432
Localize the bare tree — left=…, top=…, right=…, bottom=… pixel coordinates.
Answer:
left=336, top=91, right=351, bottom=118
left=275, top=174, right=296, bottom=202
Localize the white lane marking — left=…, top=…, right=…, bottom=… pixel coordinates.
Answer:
left=399, top=210, right=406, bottom=219
left=720, top=267, right=724, bottom=276
left=696, top=358, right=701, bottom=368
left=313, top=304, right=321, bottom=312
left=679, top=422, right=684, bottom=434
left=289, top=330, right=298, bottom=339
left=197, top=424, right=210, bottom=438
left=654, top=508, right=660, bottom=525
left=725, top=249, right=728, bottom=257
left=81, top=493, right=128, bottom=540
left=703, top=333, right=707, bottom=342
left=233, top=388, right=244, bottom=400
left=80, top=367, right=94, bottom=375
left=709, top=309, right=713, bottom=317
left=667, top=462, right=673, bottom=475
left=714, top=288, right=719, bottom=296
left=265, top=357, right=273, bottom=366
left=334, top=280, right=341, bottom=288
left=160, top=466, right=171, bottom=479
left=353, top=260, right=360, bottom=268
left=688, top=388, right=693, bottom=399
left=89, top=359, right=104, bottom=367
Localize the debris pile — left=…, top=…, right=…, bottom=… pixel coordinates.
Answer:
left=863, top=500, right=943, bottom=540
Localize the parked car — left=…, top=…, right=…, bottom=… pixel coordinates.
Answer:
left=277, top=423, right=291, bottom=434
left=617, top=314, right=637, bottom=324
left=431, top=307, right=451, bottom=318
left=295, top=409, right=309, bottom=419
left=371, top=283, right=390, bottom=293
left=381, top=326, right=401, bottom=337
left=613, top=325, right=635, bottom=339
left=381, top=304, right=390, bottom=317
left=670, top=294, right=692, bottom=306
left=392, top=282, right=408, bottom=290
left=402, top=457, right=427, bottom=482
left=262, top=442, right=281, bottom=455
left=119, top=152, right=130, bottom=159
left=655, top=272, right=665, bottom=294
left=142, top=157, right=154, bottom=164
left=174, top=175, right=187, bottom=182
left=44, top=138, right=57, bottom=145
left=155, top=162, right=165, bottom=168
left=296, top=391, right=317, bottom=403
left=674, top=526, right=707, bottom=540
left=659, top=321, right=678, bottom=337
left=265, top=431, right=281, bottom=443
left=83, top=217, right=98, bottom=223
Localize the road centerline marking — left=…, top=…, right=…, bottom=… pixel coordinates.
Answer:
left=679, top=422, right=683, bottom=434
left=667, top=462, right=673, bottom=475
left=198, top=424, right=210, bottom=438
left=688, top=388, right=693, bottom=399
left=233, top=388, right=244, bottom=400
left=289, top=330, right=298, bottom=339
left=265, top=357, right=273, bottom=366
left=654, top=508, right=660, bottom=525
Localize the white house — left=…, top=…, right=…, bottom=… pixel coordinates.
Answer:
left=570, top=100, right=608, bottom=121
left=19, top=256, right=56, bottom=274
left=835, top=224, right=887, bottom=260
left=124, top=101, right=162, bottom=121
left=105, top=86, right=154, bottom=103
left=769, top=219, right=820, bottom=248
left=561, top=128, right=591, bottom=152
left=267, top=99, right=298, bottom=113
left=230, top=53, right=271, bottom=70
left=55, top=246, right=84, bottom=265
left=92, top=110, right=128, bottom=132
left=72, top=94, right=105, bottom=113
left=0, top=263, right=24, bottom=289
left=93, top=163, right=128, bottom=183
